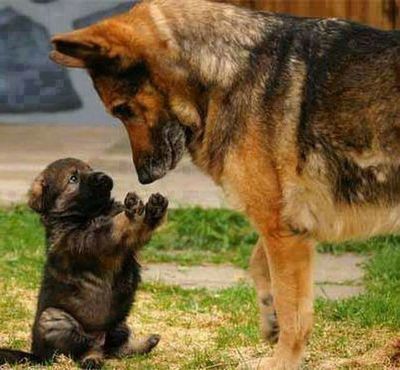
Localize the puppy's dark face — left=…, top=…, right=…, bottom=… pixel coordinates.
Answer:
left=29, top=158, right=113, bottom=217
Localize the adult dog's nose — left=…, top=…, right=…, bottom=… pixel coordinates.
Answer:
left=137, top=167, right=153, bottom=185
left=138, top=166, right=161, bottom=185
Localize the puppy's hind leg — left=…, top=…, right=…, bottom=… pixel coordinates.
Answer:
left=105, top=322, right=160, bottom=358
left=80, top=346, right=105, bottom=370
left=36, top=308, right=105, bottom=369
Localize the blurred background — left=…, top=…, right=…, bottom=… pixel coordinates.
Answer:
left=0, top=0, right=225, bottom=207
left=1, top=0, right=399, bottom=207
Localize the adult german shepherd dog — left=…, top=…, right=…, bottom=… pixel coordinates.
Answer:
left=50, top=1, right=400, bottom=368
left=0, top=158, right=166, bottom=368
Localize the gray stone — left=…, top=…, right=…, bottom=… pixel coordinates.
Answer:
left=73, top=2, right=138, bottom=29
left=315, top=284, right=364, bottom=300
left=142, top=253, right=366, bottom=299
left=0, top=7, right=82, bottom=113
left=143, top=263, right=248, bottom=290
left=314, top=253, right=365, bottom=284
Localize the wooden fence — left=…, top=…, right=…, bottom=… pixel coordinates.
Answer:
left=222, top=0, right=400, bottom=30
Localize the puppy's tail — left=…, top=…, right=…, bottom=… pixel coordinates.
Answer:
left=0, top=349, right=42, bottom=365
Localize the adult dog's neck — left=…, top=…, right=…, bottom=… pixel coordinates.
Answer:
left=145, top=0, right=277, bottom=180
left=149, top=0, right=273, bottom=88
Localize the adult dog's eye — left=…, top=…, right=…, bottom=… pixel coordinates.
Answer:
left=112, top=104, right=134, bottom=119
left=69, top=174, right=79, bottom=184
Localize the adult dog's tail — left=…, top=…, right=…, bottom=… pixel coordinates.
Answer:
left=0, top=349, right=42, bottom=365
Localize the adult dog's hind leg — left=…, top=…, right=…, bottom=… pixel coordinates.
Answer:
left=105, top=322, right=160, bottom=358
left=36, top=308, right=105, bottom=369
left=249, top=239, right=279, bottom=344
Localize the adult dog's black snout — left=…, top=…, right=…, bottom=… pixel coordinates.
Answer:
left=89, top=172, right=113, bottom=192
left=137, top=167, right=154, bottom=185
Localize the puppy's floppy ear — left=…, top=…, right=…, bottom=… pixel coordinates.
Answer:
left=28, top=174, right=48, bottom=214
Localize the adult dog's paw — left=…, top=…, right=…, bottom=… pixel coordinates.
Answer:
left=144, top=193, right=168, bottom=227
left=124, top=192, right=145, bottom=219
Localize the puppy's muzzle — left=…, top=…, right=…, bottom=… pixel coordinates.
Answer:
left=88, top=172, right=113, bottom=193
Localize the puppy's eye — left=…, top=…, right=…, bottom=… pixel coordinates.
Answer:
left=112, top=104, right=134, bottom=119
left=69, top=175, right=79, bottom=184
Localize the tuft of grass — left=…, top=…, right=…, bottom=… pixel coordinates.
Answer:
left=0, top=206, right=44, bottom=288
left=318, top=235, right=400, bottom=255
left=317, top=243, right=400, bottom=329
left=144, top=207, right=258, bottom=268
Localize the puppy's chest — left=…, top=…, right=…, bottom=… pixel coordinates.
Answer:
left=47, top=253, right=139, bottom=328
left=78, top=268, right=136, bottom=302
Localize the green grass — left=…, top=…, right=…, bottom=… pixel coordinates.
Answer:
left=144, top=207, right=258, bottom=268
left=1, top=205, right=394, bottom=280
left=1, top=206, right=400, bottom=329
left=317, top=244, right=400, bottom=329
left=0, top=206, right=258, bottom=281
left=0, top=206, right=44, bottom=288
left=0, top=206, right=400, bottom=368
left=319, top=235, right=399, bottom=255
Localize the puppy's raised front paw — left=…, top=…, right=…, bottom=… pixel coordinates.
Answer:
left=124, top=192, right=145, bottom=219
left=144, top=193, right=168, bottom=227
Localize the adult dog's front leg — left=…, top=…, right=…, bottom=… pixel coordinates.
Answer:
left=249, top=239, right=279, bottom=344
left=260, top=233, right=315, bottom=370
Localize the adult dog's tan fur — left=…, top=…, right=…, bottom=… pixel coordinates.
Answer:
left=50, top=1, right=400, bottom=368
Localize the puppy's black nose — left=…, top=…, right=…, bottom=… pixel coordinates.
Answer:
left=89, top=172, right=113, bottom=192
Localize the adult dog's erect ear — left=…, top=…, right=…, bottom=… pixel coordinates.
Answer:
left=50, top=25, right=113, bottom=68
left=28, top=174, right=47, bottom=214
left=50, top=16, right=142, bottom=69
left=50, top=2, right=177, bottom=72
left=50, top=33, right=99, bottom=68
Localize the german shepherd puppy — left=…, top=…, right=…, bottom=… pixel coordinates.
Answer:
left=0, top=158, right=167, bottom=369
left=49, top=1, right=400, bottom=368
